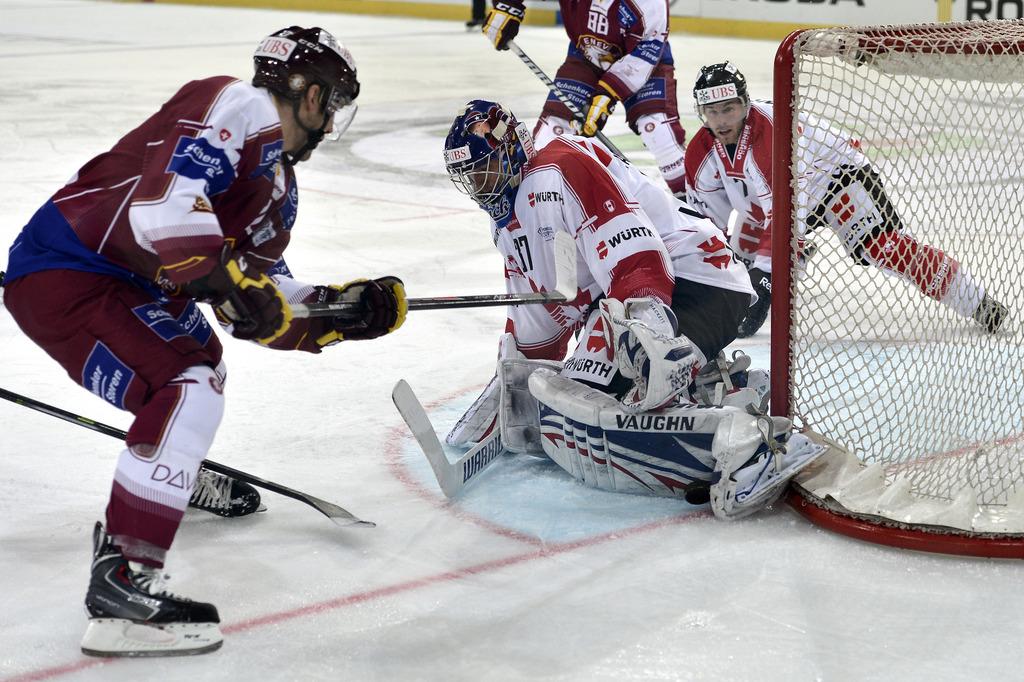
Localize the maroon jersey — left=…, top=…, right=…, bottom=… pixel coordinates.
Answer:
left=557, top=0, right=672, bottom=100
left=50, top=76, right=293, bottom=287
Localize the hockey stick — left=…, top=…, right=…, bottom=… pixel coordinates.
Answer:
left=507, top=41, right=630, bottom=164
left=392, top=379, right=505, bottom=498
left=0, top=386, right=374, bottom=527
left=292, top=230, right=578, bottom=319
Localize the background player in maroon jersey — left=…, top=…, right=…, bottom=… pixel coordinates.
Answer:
left=2, top=26, right=406, bottom=657
left=482, top=0, right=689, bottom=197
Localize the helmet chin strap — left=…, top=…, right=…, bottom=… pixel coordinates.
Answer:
left=282, top=98, right=331, bottom=167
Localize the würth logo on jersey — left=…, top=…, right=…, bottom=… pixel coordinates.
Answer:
left=528, top=191, right=562, bottom=206
left=597, top=226, right=654, bottom=259
left=610, top=226, right=653, bottom=247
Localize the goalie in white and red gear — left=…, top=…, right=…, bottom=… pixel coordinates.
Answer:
left=440, top=100, right=819, bottom=517
left=684, top=61, right=1007, bottom=337
left=444, top=99, right=752, bottom=409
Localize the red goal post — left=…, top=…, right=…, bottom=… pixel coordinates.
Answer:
left=772, top=21, right=1024, bottom=558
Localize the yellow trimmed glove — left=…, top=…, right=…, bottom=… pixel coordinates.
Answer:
left=314, top=276, right=408, bottom=346
left=582, top=91, right=616, bottom=137
left=182, top=250, right=292, bottom=345
left=483, top=0, right=525, bottom=50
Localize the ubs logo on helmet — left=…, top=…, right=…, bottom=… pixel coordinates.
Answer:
left=255, top=37, right=297, bottom=60
left=695, top=83, right=739, bottom=105
left=445, top=145, right=472, bottom=165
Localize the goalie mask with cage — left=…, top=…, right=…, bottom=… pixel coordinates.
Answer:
left=253, top=26, right=360, bottom=160
left=693, top=62, right=750, bottom=125
left=443, top=100, right=536, bottom=211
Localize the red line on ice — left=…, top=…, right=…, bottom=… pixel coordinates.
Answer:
left=7, top=387, right=708, bottom=681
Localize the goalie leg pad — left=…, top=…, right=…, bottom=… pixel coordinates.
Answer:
left=446, top=333, right=528, bottom=447
left=530, top=368, right=724, bottom=498
left=710, top=425, right=827, bottom=520
left=499, top=356, right=563, bottom=454
left=531, top=367, right=827, bottom=513
left=447, top=333, right=562, bottom=453
left=445, top=374, right=500, bottom=447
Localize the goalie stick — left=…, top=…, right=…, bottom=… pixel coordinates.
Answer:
left=0, top=386, right=374, bottom=527
left=392, top=380, right=505, bottom=498
left=507, top=41, right=630, bottom=164
left=292, top=229, right=578, bottom=318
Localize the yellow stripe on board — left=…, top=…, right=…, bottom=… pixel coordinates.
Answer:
left=134, top=0, right=850, bottom=39
left=937, top=0, right=953, bottom=22
left=131, top=0, right=832, bottom=37
left=669, top=16, right=831, bottom=40
left=136, top=0, right=558, bottom=25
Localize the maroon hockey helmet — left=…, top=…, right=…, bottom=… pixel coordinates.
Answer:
left=253, top=26, right=360, bottom=142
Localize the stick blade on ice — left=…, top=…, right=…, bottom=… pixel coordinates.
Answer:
left=392, top=380, right=460, bottom=497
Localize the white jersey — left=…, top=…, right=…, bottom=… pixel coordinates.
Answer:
left=492, top=135, right=751, bottom=360
left=684, top=100, right=868, bottom=272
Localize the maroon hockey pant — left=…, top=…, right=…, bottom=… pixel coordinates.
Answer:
left=4, top=269, right=223, bottom=563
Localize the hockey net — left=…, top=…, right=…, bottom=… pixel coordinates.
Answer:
left=772, top=21, right=1024, bottom=558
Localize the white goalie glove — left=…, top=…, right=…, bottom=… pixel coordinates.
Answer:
left=600, top=297, right=706, bottom=413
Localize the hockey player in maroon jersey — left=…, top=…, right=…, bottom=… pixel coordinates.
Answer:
left=2, top=26, right=406, bottom=657
left=437, top=101, right=827, bottom=519
left=684, top=61, right=1008, bottom=337
left=482, top=0, right=688, bottom=197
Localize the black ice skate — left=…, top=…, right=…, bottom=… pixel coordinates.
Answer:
left=973, top=294, right=1008, bottom=333
left=188, top=467, right=265, bottom=517
left=81, top=522, right=222, bottom=657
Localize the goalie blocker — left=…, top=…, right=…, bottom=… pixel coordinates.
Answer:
left=528, top=369, right=826, bottom=519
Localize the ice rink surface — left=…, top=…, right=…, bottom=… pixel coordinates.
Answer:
left=1, top=2, right=1023, bottom=680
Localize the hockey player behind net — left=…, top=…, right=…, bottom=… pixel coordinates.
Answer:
left=442, top=99, right=825, bottom=517
left=2, top=27, right=408, bottom=657
left=684, top=61, right=1008, bottom=338
left=481, top=0, right=689, bottom=197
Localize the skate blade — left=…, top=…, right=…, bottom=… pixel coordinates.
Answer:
left=81, top=618, right=223, bottom=657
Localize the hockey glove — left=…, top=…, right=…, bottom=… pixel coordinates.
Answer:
left=314, top=276, right=408, bottom=345
left=483, top=0, right=524, bottom=50
left=582, top=94, right=615, bottom=137
left=182, top=250, right=292, bottom=345
left=736, top=268, right=771, bottom=338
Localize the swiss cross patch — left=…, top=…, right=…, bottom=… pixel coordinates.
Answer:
left=597, top=240, right=608, bottom=259
left=219, top=129, right=231, bottom=142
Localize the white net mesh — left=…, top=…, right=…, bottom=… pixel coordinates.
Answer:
left=781, top=21, right=1024, bottom=537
